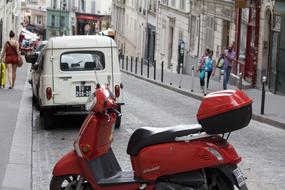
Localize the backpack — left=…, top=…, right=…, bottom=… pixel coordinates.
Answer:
left=203, top=57, right=213, bottom=71
left=217, top=58, right=224, bottom=69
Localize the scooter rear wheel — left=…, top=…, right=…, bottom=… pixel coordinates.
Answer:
left=207, top=171, right=235, bottom=190
left=50, top=175, right=92, bottom=190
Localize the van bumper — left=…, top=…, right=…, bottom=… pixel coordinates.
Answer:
left=41, top=103, right=124, bottom=115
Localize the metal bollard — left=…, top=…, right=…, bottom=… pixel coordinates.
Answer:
left=147, top=59, right=150, bottom=78
left=191, top=64, right=195, bottom=92
left=161, top=61, right=164, bottom=83
left=122, top=55, right=125, bottom=70
left=178, top=65, right=183, bottom=88
left=204, top=70, right=208, bottom=96
left=131, top=56, right=133, bottom=73
left=220, top=69, right=224, bottom=89
left=238, top=72, right=243, bottom=90
left=261, top=76, right=267, bottom=115
left=135, top=57, right=138, bottom=74
left=154, top=60, right=156, bottom=80
left=126, top=56, right=129, bottom=71
left=141, top=58, right=143, bottom=76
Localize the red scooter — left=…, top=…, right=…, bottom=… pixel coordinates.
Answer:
left=50, top=84, right=251, bottom=190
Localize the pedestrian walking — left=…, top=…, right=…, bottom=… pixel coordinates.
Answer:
left=199, top=50, right=215, bottom=90
left=0, top=30, right=21, bottom=89
left=213, top=52, right=225, bottom=81
left=222, top=44, right=236, bottom=90
left=196, top=48, right=209, bottom=73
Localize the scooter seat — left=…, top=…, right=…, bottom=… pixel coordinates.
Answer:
left=127, top=124, right=203, bottom=156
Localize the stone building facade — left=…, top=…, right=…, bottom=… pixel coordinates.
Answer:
left=0, top=0, right=22, bottom=49
left=112, top=0, right=285, bottom=94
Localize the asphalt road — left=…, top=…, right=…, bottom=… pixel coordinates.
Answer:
left=32, top=73, right=285, bottom=190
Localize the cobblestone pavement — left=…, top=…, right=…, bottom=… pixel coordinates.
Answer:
left=32, top=73, right=285, bottom=189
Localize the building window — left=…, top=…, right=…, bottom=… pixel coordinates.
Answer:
left=162, top=0, right=169, bottom=6
left=60, top=16, right=65, bottom=27
left=205, top=15, right=214, bottom=50
left=161, top=19, right=167, bottom=54
left=91, top=0, right=96, bottom=14
left=52, top=0, right=57, bottom=9
left=51, top=15, right=55, bottom=26
left=81, top=0, right=85, bottom=12
left=180, top=0, right=185, bottom=10
left=171, top=0, right=175, bottom=7
left=190, top=16, right=197, bottom=49
left=36, top=15, right=42, bottom=25
left=273, top=15, right=281, bottom=31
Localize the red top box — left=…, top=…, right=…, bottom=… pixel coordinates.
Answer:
left=197, top=90, right=253, bottom=134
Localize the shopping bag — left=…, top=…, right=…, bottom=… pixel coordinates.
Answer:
left=17, top=55, right=23, bottom=67
left=0, top=62, right=6, bottom=87
left=199, top=70, right=205, bottom=80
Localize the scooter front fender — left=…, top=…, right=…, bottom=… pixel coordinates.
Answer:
left=52, top=150, right=81, bottom=176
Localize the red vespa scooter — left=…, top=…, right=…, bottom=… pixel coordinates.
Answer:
left=50, top=85, right=251, bottom=190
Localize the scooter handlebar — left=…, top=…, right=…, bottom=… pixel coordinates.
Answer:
left=110, top=108, right=122, bottom=118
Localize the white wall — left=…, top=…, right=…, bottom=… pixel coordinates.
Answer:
left=0, top=0, right=22, bottom=48
left=95, top=0, right=112, bottom=15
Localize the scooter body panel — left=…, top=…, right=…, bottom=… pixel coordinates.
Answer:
left=52, top=150, right=81, bottom=176
left=77, top=112, right=116, bottom=160
left=131, top=136, right=240, bottom=180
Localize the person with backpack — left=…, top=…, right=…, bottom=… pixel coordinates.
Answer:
left=0, top=30, right=20, bottom=89
left=222, top=44, right=236, bottom=90
left=199, top=50, right=215, bottom=90
left=213, top=52, right=225, bottom=81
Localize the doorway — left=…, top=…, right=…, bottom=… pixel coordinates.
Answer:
left=221, top=20, right=230, bottom=52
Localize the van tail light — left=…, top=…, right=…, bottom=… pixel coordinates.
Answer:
left=46, top=87, right=52, bottom=100
left=115, top=84, right=120, bottom=97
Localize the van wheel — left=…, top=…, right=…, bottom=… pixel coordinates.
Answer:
left=43, top=110, right=53, bottom=130
left=114, top=106, right=121, bottom=129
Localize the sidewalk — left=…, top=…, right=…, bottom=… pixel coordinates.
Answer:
left=0, top=62, right=32, bottom=190
left=121, top=62, right=285, bottom=129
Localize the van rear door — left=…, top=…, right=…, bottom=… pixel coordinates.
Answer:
left=53, top=50, right=106, bottom=105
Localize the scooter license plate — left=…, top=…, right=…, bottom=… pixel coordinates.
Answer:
left=232, top=168, right=246, bottom=187
left=76, top=86, right=91, bottom=97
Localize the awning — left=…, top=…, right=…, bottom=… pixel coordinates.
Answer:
left=21, top=28, right=39, bottom=40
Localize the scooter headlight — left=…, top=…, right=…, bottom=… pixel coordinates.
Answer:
left=85, top=92, right=97, bottom=111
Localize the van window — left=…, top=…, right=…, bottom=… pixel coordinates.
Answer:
left=60, top=51, right=105, bottom=71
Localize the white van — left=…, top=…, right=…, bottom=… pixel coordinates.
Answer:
left=30, top=35, right=123, bottom=129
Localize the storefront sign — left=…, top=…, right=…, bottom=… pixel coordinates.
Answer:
left=235, top=0, right=249, bottom=8
left=76, top=14, right=100, bottom=20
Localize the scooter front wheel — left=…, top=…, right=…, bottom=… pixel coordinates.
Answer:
left=50, top=175, right=92, bottom=190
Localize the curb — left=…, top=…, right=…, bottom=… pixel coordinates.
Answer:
left=122, top=70, right=285, bottom=130
left=1, top=68, right=32, bottom=190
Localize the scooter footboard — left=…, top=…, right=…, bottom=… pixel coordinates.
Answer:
left=211, top=165, right=248, bottom=190
left=52, top=150, right=81, bottom=176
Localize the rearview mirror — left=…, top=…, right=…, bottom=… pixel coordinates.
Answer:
left=31, top=64, right=39, bottom=70
left=25, top=53, right=39, bottom=65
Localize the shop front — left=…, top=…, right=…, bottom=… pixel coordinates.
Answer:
left=234, top=0, right=260, bottom=86
left=76, top=13, right=111, bottom=35
left=268, top=0, right=285, bottom=94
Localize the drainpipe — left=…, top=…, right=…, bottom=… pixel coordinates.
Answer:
left=235, top=8, right=242, bottom=75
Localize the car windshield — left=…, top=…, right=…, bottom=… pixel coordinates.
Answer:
left=60, top=51, right=105, bottom=71
left=36, top=44, right=46, bottom=52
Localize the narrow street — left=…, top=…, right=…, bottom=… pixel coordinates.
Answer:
left=32, top=73, right=285, bottom=190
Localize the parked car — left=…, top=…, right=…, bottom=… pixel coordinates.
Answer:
left=29, top=35, right=124, bottom=129
left=25, top=40, right=47, bottom=64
